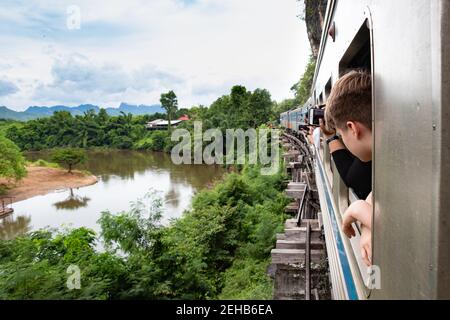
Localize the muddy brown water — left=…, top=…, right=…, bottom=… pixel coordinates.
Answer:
left=0, top=150, right=225, bottom=240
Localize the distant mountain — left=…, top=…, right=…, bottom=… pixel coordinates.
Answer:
left=0, top=106, right=37, bottom=121
left=105, top=103, right=165, bottom=116
left=0, top=103, right=165, bottom=121
left=25, top=104, right=101, bottom=117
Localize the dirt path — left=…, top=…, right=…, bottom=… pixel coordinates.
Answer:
left=0, top=167, right=98, bottom=204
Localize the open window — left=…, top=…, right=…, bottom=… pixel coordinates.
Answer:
left=333, top=16, right=374, bottom=295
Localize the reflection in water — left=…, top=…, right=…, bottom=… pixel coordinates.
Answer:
left=53, top=189, right=91, bottom=211
left=165, top=186, right=181, bottom=208
left=0, top=150, right=225, bottom=240
left=0, top=215, right=31, bottom=240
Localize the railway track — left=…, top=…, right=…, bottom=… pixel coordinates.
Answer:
left=269, top=131, right=330, bottom=300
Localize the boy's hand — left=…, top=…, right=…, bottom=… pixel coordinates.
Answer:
left=360, top=226, right=372, bottom=267
left=342, top=200, right=368, bottom=238
left=342, top=212, right=357, bottom=238
left=319, top=119, right=335, bottom=138
left=343, top=200, right=373, bottom=232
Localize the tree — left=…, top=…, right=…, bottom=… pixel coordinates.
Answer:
left=0, top=136, right=27, bottom=181
left=247, top=89, right=273, bottom=128
left=291, top=55, right=316, bottom=106
left=51, top=149, right=87, bottom=174
left=160, top=91, right=178, bottom=132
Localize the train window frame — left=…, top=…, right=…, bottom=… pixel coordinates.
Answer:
left=325, top=78, right=332, bottom=101
left=332, top=10, right=375, bottom=297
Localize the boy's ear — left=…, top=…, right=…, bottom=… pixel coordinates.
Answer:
left=346, top=121, right=361, bottom=138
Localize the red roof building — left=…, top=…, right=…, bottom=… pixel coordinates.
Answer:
left=178, top=115, right=190, bottom=121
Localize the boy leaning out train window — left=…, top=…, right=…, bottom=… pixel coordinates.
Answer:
left=325, top=70, right=374, bottom=267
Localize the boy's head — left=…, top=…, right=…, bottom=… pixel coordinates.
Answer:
left=326, top=70, right=373, bottom=162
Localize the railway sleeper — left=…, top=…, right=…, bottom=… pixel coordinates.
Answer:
left=270, top=249, right=324, bottom=265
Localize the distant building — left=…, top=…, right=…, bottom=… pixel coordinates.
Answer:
left=178, top=115, right=190, bottom=121
left=146, top=115, right=190, bottom=130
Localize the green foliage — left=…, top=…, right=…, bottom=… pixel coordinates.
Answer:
left=5, top=110, right=147, bottom=151
left=0, top=136, right=27, bottom=181
left=134, top=131, right=169, bottom=152
left=4, top=84, right=279, bottom=154
left=0, top=228, right=127, bottom=300
left=0, top=163, right=289, bottom=300
left=28, top=159, right=60, bottom=169
left=51, top=148, right=86, bottom=173
left=0, top=119, right=22, bottom=137
left=273, top=99, right=296, bottom=115
left=201, top=86, right=275, bottom=130
left=291, top=55, right=316, bottom=106
left=218, top=258, right=273, bottom=300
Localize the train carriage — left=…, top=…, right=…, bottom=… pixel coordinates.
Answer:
left=282, top=0, right=449, bottom=300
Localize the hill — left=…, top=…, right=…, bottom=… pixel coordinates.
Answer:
left=0, top=103, right=165, bottom=121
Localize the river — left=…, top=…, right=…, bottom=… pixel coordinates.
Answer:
left=0, top=150, right=225, bottom=240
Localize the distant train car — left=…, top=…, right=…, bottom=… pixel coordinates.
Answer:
left=284, top=0, right=450, bottom=300
left=281, top=103, right=313, bottom=134
left=280, top=111, right=290, bottom=129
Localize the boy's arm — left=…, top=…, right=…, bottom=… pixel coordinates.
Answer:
left=342, top=200, right=373, bottom=238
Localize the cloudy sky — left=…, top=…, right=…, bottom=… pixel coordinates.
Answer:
left=0, top=0, right=310, bottom=111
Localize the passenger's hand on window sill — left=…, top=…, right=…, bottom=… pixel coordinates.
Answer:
left=342, top=200, right=373, bottom=236
left=360, top=225, right=372, bottom=267
left=342, top=212, right=357, bottom=238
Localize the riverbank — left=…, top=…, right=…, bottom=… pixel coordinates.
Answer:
left=0, top=166, right=98, bottom=204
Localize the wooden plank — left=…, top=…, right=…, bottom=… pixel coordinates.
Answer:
left=271, top=249, right=323, bottom=264
left=276, top=233, right=287, bottom=241
left=287, top=182, right=307, bottom=190
left=285, top=219, right=320, bottom=230
left=285, top=203, right=299, bottom=214
left=284, top=227, right=322, bottom=238
left=285, top=189, right=305, bottom=199
left=276, top=239, right=323, bottom=250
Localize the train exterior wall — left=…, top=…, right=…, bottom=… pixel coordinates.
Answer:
left=370, top=0, right=449, bottom=300
left=311, top=0, right=450, bottom=299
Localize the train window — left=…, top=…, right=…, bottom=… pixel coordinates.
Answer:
left=336, top=17, right=374, bottom=293
left=339, top=19, right=372, bottom=74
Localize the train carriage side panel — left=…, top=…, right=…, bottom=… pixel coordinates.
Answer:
left=310, top=0, right=450, bottom=299
left=370, top=0, right=450, bottom=300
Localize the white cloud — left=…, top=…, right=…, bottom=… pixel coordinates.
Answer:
left=0, top=0, right=311, bottom=110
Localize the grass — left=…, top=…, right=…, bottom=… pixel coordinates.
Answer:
left=27, top=159, right=60, bottom=169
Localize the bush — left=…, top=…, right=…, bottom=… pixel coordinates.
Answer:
left=0, top=136, right=27, bottom=181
